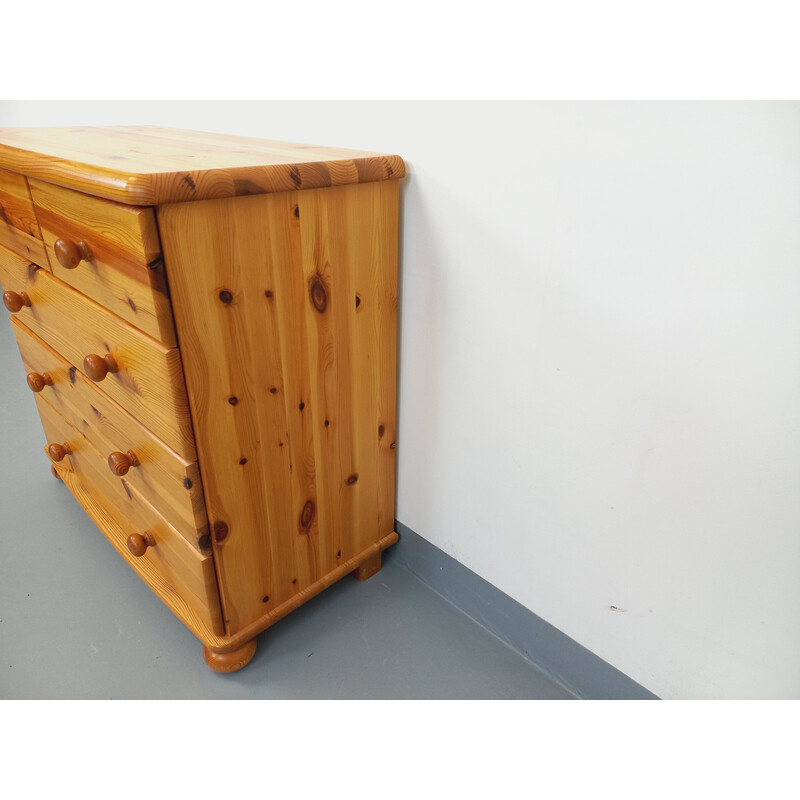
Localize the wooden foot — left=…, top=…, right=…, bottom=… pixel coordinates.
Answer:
left=203, top=638, right=257, bottom=673
left=351, top=552, right=382, bottom=582
left=51, top=464, right=62, bottom=481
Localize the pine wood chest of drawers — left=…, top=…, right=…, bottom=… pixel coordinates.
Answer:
left=0, top=126, right=403, bottom=672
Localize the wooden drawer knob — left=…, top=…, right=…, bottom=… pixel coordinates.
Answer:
left=107, top=450, right=140, bottom=476
left=27, top=371, right=54, bottom=392
left=47, top=442, right=72, bottom=462
left=54, top=238, right=92, bottom=269
left=127, top=531, right=155, bottom=557
left=83, top=353, right=119, bottom=382
left=3, top=290, right=32, bottom=312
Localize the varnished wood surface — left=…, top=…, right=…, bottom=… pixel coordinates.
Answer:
left=0, top=126, right=405, bottom=206
left=29, top=179, right=176, bottom=345
left=1, top=126, right=403, bottom=669
left=158, top=180, right=399, bottom=635
left=3, top=289, right=31, bottom=312
left=42, top=379, right=397, bottom=652
left=205, top=531, right=399, bottom=653
left=11, top=317, right=207, bottom=547
left=0, top=167, right=42, bottom=238
left=0, top=221, right=49, bottom=267
left=202, top=640, right=257, bottom=673
left=352, top=551, right=383, bottom=582
left=0, top=168, right=48, bottom=266
left=0, top=244, right=195, bottom=458
left=37, top=395, right=224, bottom=639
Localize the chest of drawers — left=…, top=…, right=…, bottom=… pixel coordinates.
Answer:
left=0, top=126, right=403, bottom=673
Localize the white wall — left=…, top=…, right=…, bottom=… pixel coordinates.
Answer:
left=3, top=101, right=799, bottom=699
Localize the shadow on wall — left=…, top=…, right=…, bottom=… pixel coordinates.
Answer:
left=394, top=164, right=450, bottom=532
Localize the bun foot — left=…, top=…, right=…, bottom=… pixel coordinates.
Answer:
left=51, top=464, right=62, bottom=481
left=203, top=639, right=257, bottom=673
left=351, top=551, right=382, bottom=582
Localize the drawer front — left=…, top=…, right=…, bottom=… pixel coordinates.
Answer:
left=29, top=178, right=176, bottom=346
left=12, top=316, right=208, bottom=548
left=36, top=395, right=224, bottom=640
left=0, top=243, right=195, bottom=459
left=0, top=167, right=48, bottom=266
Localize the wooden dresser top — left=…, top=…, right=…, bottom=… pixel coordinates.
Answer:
left=0, top=125, right=405, bottom=206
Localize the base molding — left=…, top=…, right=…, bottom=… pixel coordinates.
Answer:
left=203, top=531, right=398, bottom=654
left=387, top=521, right=658, bottom=700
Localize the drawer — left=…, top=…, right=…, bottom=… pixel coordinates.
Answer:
left=35, top=395, right=224, bottom=640
left=0, top=243, right=195, bottom=459
left=0, top=167, right=48, bottom=266
left=11, top=316, right=208, bottom=549
left=28, top=178, right=176, bottom=346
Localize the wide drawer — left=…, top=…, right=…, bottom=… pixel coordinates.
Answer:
left=0, top=167, right=48, bottom=266
left=0, top=243, right=195, bottom=459
left=12, top=316, right=208, bottom=548
left=29, top=178, right=176, bottom=346
left=36, top=395, right=224, bottom=640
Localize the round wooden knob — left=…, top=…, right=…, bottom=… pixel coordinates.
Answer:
left=3, top=290, right=32, bottom=312
left=47, top=442, right=72, bottom=462
left=27, top=371, right=54, bottom=392
left=83, top=353, right=119, bottom=382
left=127, top=531, right=155, bottom=557
left=107, top=450, right=139, bottom=476
left=54, top=238, right=92, bottom=269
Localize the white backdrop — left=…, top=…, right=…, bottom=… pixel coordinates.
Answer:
left=3, top=101, right=798, bottom=698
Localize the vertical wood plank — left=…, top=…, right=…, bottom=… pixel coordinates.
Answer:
left=354, top=181, right=399, bottom=549
left=265, top=195, right=322, bottom=586
left=297, top=187, right=354, bottom=568
left=158, top=181, right=398, bottom=635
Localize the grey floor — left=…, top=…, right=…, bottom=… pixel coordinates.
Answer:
left=0, top=314, right=574, bottom=699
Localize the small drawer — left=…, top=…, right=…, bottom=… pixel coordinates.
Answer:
left=28, top=178, right=176, bottom=346
left=35, top=395, right=224, bottom=640
left=0, top=167, right=48, bottom=266
left=0, top=243, right=195, bottom=459
left=12, top=317, right=208, bottom=549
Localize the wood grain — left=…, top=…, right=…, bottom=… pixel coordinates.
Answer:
left=157, top=180, right=399, bottom=634
left=298, top=182, right=399, bottom=560
left=0, top=167, right=42, bottom=237
left=36, top=396, right=223, bottom=639
left=0, top=243, right=195, bottom=458
left=0, top=222, right=49, bottom=267
left=205, top=531, right=399, bottom=654
left=0, top=126, right=404, bottom=668
left=0, top=126, right=405, bottom=206
left=0, top=167, right=48, bottom=266
left=202, top=640, right=257, bottom=673
left=11, top=317, right=207, bottom=548
left=29, top=178, right=176, bottom=345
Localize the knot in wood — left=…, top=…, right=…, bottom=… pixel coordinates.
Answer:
left=299, top=500, right=315, bottom=532
left=213, top=521, right=229, bottom=542
left=309, top=273, right=328, bottom=313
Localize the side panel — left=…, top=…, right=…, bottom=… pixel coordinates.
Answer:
left=157, top=182, right=398, bottom=634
